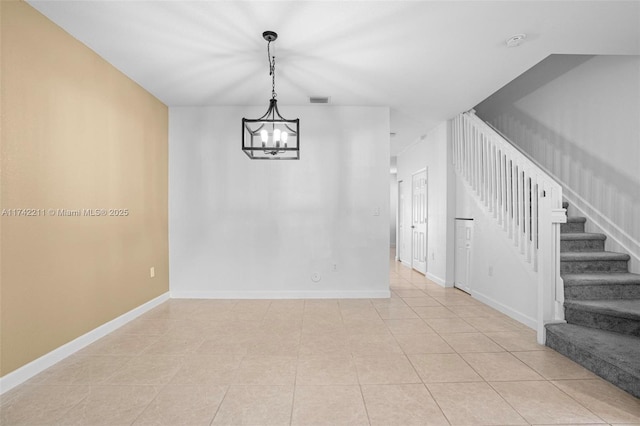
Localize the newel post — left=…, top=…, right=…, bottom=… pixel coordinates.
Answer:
left=537, top=188, right=567, bottom=344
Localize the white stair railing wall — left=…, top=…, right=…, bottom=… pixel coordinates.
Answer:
left=452, top=110, right=567, bottom=344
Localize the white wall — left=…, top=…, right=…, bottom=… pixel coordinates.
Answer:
left=169, top=106, right=390, bottom=298
left=455, top=177, right=538, bottom=328
left=476, top=54, right=640, bottom=272
left=396, top=121, right=455, bottom=286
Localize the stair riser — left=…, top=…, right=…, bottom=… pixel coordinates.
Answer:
left=561, top=222, right=585, bottom=233
left=561, top=239, right=605, bottom=252
left=565, top=284, right=640, bottom=300
left=565, top=307, right=640, bottom=337
left=545, top=328, right=640, bottom=398
left=561, top=260, right=628, bottom=274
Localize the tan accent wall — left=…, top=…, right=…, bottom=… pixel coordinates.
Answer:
left=1, top=1, right=169, bottom=376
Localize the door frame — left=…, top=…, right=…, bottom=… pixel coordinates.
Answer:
left=454, top=217, right=474, bottom=294
left=398, top=179, right=409, bottom=265
left=396, top=180, right=402, bottom=261
left=411, top=168, right=428, bottom=274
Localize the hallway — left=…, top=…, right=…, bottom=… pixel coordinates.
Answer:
left=1, top=258, right=639, bottom=425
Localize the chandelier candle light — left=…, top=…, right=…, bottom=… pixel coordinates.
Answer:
left=242, top=31, right=300, bottom=160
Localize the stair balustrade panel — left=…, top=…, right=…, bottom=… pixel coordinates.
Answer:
left=452, top=111, right=566, bottom=344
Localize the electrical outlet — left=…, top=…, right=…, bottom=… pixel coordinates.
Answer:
left=332, top=264, right=337, bottom=272
left=150, top=267, right=155, bottom=278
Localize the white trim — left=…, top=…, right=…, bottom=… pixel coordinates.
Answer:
left=396, top=180, right=401, bottom=257
left=458, top=176, right=536, bottom=271
left=471, top=290, right=536, bottom=330
left=426, top=272, right=446, bottom=287
left=484, top=119, right=639, bottom=272
left=411, top=168, right=428, bottom=275
left=171, top=290, right=391, bottom=299
left=0, top=292, right=170, bottom=395
left=563, top=186, right=640, bottom=273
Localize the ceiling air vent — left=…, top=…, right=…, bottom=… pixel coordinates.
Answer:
left=309, top=96, right=330, bottom=104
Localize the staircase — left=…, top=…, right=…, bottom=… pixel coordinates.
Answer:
left=546, top=200, right=640, bottom=397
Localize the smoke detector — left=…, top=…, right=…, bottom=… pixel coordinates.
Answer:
left=506, top=34, right=526, bottom=48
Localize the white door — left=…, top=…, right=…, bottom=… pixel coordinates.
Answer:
left=455, top=219, right=474, bottom=293
left=411, top=170, right=427, bottom=274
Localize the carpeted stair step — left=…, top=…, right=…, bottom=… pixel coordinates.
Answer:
left=563, top=273, right=640, bottom=300
left=564, top=299, right=640, bottom=336
left=545, top=323, right=640, bottom=397
left=560, top=251, right=630, bottom=274
left=561, top=216, right=586, bottom=233
left=561, top=232, right=606, bottom=252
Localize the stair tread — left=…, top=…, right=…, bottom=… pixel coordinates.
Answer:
left=566, top=216, right=587, bottom=223
left=554, top=197, right=639, bottom=395
left=561, top=251, right=631, bottom=261
left=546, top=323, right=640, bottom=377
left=563, top=272, right=640, bottom=286
left=565, top=299, right=640, bottom=320
left=560, top=232, right=607, bottom=241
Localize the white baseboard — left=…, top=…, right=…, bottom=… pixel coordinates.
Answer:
left=171, top=290, right=391, bottom=299
left=426, top=272, right=446, bottom=287
left=0, top=292, right=170, bottom=395
left=471, top=290, right=536, bottom=330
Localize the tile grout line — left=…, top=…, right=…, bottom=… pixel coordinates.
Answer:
left=483, top=380, right=533, bottom=424
left=401, top=284, right=530, bottom=423
left=6, top=266, right=639, bottom=425
left=342, top=298, right=373, bottom=426
left=545, top=378, right=610, bottom=424
left=389, top=286, right=458, bottom=424
left=207, top=384, right=230, bottom=426
left=288, top=304, right=302, bottom=426
left=128, top=382, right=168, bottom=426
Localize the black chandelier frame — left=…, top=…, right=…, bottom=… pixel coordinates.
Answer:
left=242, top=31, right=300, bottom=160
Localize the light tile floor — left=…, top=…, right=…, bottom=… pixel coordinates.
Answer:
left=2, top=255, right=640, bottom=425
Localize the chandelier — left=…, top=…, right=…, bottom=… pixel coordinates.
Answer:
left=242, top=31, right=300, bottom=160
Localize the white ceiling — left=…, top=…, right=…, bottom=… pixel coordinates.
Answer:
left=28, top=1, right=640, bottom=155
